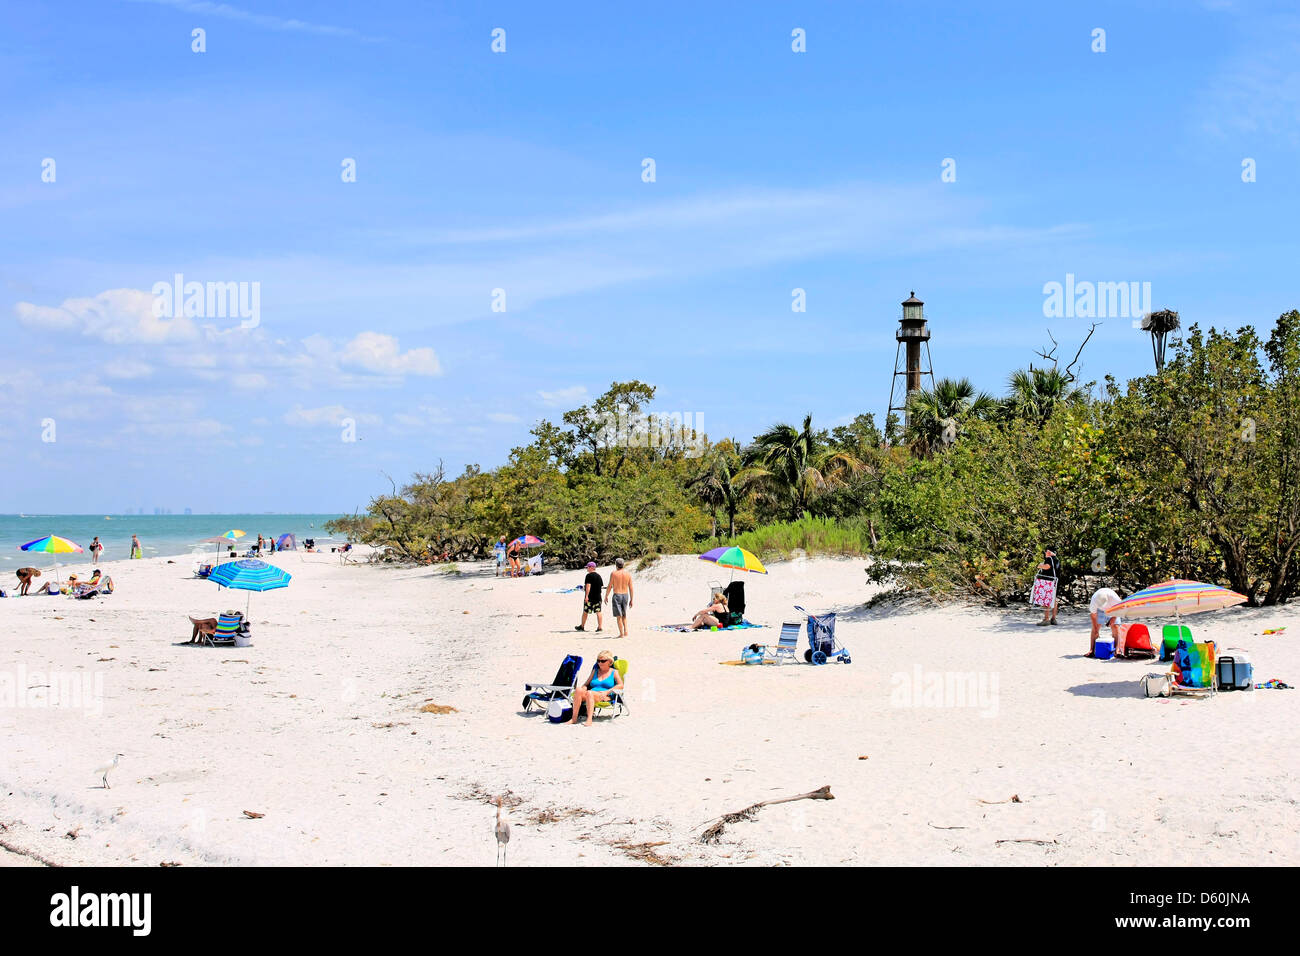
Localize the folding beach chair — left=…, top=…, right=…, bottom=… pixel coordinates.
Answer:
left=522, top=654, right=583, bottom=712
left=207, top=612, right=244, bottom=647
left=1120, top=622, right=1157, bottom=660
left=762, top=622, right=803, bottom=664
left=1169, top=640, right=1216, bottom=697
left=527, top=553, right=543, bottom=575
left=590, top=658, right=629, bottom=719
left=1160, top=624, right=1193, bottom=662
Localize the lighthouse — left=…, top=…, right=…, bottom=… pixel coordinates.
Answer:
left=887, top=291, right=935, bottom=427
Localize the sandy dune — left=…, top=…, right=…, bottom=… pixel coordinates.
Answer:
left=1, top=551, right=1296, bottom=866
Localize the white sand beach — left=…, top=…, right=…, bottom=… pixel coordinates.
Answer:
left=2, top=551, right=1297, bottom=867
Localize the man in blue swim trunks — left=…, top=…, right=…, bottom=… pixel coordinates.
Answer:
left=493, top=536, right=507, bottom=576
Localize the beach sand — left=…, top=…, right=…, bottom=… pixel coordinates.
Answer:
left=2, top=551, right=1297, bottom=866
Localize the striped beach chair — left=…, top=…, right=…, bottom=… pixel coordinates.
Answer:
left=762, top=622, right=803, bottom=664
left=207, top=612, right=243, bottom=646
left=1170, top=640, right=1216, bottom=697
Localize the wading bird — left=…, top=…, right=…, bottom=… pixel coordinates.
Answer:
left=94, top=754, right=124, bottom=790
left=495, top=796, right=511, bottom=867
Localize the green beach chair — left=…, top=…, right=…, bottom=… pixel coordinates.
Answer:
left=591, top=658, right=629, bottom=718
left=1161, top=624, right=1193, bottom=662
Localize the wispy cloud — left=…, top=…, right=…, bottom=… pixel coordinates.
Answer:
left=123, top=0, right=384, bottom=42
left=1196, top=13, right=1300, bottom=143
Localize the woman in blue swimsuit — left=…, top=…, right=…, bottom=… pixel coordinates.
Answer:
left=569, top=651, right=623, bottom=726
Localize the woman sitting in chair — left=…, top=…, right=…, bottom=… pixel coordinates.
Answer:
left=691, top=592, right=730, bottom=629
left=568, top=651, right=623, bottom=727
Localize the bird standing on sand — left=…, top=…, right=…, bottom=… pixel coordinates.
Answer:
left=495, top=796, right=511, bottom=867
left=95, top=754, right=124, bottom=789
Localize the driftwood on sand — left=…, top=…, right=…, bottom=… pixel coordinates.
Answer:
left=698, top=785, right=834, bottom=844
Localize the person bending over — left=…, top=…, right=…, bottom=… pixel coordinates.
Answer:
left=16, top=567, right=41, bottom=595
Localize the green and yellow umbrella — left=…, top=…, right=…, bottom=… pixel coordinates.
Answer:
left=698, top=546, right=767, bottom=575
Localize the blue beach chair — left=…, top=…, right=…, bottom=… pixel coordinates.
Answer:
left=522, top=654, right=583, bottom=712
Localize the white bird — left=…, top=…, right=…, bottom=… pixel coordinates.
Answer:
left=495, top=796, right=511, bottom=867
left=94, top=754, right=124, bottom=790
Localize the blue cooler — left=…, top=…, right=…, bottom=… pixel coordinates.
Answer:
left=1095, top=637, right=1115, bottom=661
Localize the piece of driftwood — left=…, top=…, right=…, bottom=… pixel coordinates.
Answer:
left=699, top=785, right=834, bottom=844
left=995, top=838, right=1057, bottom=846
left=978, top=794, right=1023, bottom=805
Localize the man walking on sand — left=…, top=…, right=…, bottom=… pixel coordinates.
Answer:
left=575, top=561, right=603, bottom=633
left=606, top=557, right=633, bottom=637
left=493, top=536, right=507, bottom=576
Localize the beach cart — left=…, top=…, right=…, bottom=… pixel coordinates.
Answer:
left=794, top=606, right=850, bottom=665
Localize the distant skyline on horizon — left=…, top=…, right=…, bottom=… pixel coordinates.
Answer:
left=4, top=0, right=1298, bottom=513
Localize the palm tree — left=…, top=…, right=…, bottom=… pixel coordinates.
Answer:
left=1003, top=366, right=1088, bottom=424
left=742, top=414, right=862, bottom=520
left=687, top=442, right=749, bottom=538
left=904, top=377, right=998, bottom=453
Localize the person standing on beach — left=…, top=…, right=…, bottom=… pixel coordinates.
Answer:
left=130, top=534, right=143, bottom=559
left=507, top=537, right=522, bottom=577
left=1035, top=548, right=1060, bottom=626
left=606, top=557, right=633, bottom=638
left=493, top=536, right=507, bottom=576
left=90, top=536, right=103, bottom=564
left=576, top=561, right=603, bottom=632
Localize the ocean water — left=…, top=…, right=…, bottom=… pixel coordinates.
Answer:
left=0, top=514, right=344, bottom=565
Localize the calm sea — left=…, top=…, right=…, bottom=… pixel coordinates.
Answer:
left=0, top=514, right=344, bottom=565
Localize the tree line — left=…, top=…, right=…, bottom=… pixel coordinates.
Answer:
left=328, top=311, right=1300, bottom=606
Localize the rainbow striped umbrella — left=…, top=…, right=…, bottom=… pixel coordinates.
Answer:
left=18, top=534, right=83, bottom=583
left=699, top=546, right=767, bottom=575
left=1104, top=579, right=1247, bottom=620
left=511, top=534, right=546, bottom=549
left=19, top=534, right=83, bottom=554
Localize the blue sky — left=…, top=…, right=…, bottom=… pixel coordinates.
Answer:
left=2, top=0, right=1297, bottom=513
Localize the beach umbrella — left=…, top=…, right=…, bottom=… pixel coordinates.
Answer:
left=18, top=534, right=83, bottom=583
left=511, top=534, right=546, bottom=549
left=1104, top=579, right=1246, bottom=621
left=698, top=546, right=767, bottom=575
left=209, top=558, right=291, bottom=615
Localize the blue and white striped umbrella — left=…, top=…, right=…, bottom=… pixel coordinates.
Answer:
left=209, top=559, right=292, bottom=591
left=209, top=559, right=291, bottom=614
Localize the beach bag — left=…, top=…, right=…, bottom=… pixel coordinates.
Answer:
left=741, top=644, right=765, bottom=665
left=1030, top=575, right=1057, bottom=608
left=546, top=699, right=572, bottom=723
left=1142, top=673, right=1172, bottom=698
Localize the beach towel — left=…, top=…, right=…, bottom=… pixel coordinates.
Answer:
left=650, top=620, right=765, bottom=633
left=535, top=586, right=582, bottom=594
left=1172, top=641, right=1216, bottom=689
left=1254, top=678, right=1292, bottom=689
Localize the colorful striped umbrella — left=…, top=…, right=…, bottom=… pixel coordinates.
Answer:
left=209, top=558, right=292, bottom=614
left=698, top=546, right=767, bottom=575
left=1104, top=579, right=1246, bottom=620
left=19, top=534, right=83, bottom=554
left=18, top=534, right=83, bottom=583
left=511, top=534, right=546, bottom=549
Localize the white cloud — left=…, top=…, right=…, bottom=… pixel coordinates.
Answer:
left=125, top=0, right=383, bottom=41
left=283, top=404, right=381, bottom=427
left=339, top=331, right=441, bottom=377
left=538, top=386, right=588, bottom=407
left=15, top=289, right=199, bottom=344
left=102, top=359, right=154, bottom=380
left=486, top=412, right=521, bottom=423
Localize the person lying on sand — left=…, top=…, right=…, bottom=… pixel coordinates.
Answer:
left=568, top=651, right=623, bottom=727
left=691, top=592, right=729, bottom=629
left=16, top=567, right=41, bottom=595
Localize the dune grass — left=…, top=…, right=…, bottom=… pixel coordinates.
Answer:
left=722, top=515, right=873, bottom=561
